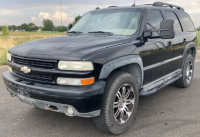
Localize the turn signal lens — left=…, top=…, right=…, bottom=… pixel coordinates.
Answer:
left=81, top=78, right=94, bottom=85
left=57, top=77, right=94, bottom=86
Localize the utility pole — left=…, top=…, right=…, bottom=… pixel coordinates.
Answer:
left=60, top=0, right=62, bottom=26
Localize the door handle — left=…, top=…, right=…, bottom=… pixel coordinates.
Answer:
left=168, top=41, right=172, bottom=47
left=183, top=38, right=187, bottom=43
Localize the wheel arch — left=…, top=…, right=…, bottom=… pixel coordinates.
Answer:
left=99, top=55, right=144, bottom=88
left=181, top=42, right=197, bottom=68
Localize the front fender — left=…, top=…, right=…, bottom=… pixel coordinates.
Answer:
left=99, top=55, right=144, bottom=86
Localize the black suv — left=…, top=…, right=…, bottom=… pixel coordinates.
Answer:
left=3, top=2, right=197, bottom=134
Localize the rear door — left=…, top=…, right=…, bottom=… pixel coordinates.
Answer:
left=142, top=9, right=173, bottom=85
left=164, top=10, right=186, bottom=71
left=178, top=11, right=197, bottom=53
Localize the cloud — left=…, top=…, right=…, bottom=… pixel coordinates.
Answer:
left=38, top=10, right=74, bottom=25
left=0, top=0, right=200, bottom=27
left=0, top=19, right=11, bottom=25
left=53, top=10, right=74, bottom=22
left=38, top=12, right=51, bottom=20
left=31, top=17, right=37, bottom=21
left=0, top=9, right=20, bottom=15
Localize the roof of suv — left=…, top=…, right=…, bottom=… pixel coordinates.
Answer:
left=93, top=1, right=184, bottom=12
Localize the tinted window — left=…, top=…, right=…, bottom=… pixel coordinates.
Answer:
left=179, top=12, right=195, bottom=32
left=165, top=11, right=182, bottom=34
left=146, top=10, right=164, bottom=36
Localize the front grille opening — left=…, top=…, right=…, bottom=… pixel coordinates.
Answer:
left=13, top=57, right=56, bottom=69
left=14, top=69, right=54, bottom=83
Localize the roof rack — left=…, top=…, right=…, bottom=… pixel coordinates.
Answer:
left=95, top=7, right=100, bottom=10
left=108, top=6, right=118, bottom=8
left=152, top=2, right=184, bottom=11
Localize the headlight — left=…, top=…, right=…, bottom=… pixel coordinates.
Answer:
left=57, top=77, right=94, bottom=86
left=58, top=61, right=94, bottom=71
left=7, top=52, right=12, bottom=62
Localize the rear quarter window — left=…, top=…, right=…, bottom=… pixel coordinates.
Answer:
left=165, top=11, right=182, bottom=34
left=179, top=12, right=195, bottom=32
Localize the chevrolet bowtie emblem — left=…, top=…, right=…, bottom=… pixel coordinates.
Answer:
left=20, top=66, right=31, bottom=74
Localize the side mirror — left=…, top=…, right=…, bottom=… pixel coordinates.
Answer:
left=143, top=19, right=175, bottom=39
left=68, top=23, right=73, bottom=31
left=160, top=19, right=175, bottom=39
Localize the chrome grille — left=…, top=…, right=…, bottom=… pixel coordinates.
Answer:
left=13, top=57, right=55, bottom=69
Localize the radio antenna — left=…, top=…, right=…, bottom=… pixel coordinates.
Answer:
left=60, top=0, right=62, bottom=26
left=132, top=0, right=136, bottom=6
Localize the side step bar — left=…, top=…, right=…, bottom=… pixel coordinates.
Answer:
left=139, top=69, right=182, bottom=96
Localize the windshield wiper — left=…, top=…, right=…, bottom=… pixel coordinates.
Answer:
left=88, top=31, right=114, bottom=36
left=68, top=31, right=83, bottom=34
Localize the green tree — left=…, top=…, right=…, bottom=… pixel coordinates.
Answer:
left=8, top=25, right=12, bottom=31
left=27, top=23, right=38, bottom=31
left=17, top=25, right=21, bottom=30
left=21, top=23, right=29, bottom=31
left=196, top=26, right=200, bottom=31
left=38, top=26, right=43, bottom=30
left=28, top=23, right=35, bottom=31
left=58, top=26, right=63, bottom=32
left=72, top=15, right=81, bottom=26
left=11, top=25, right=17, bottom=31
left=42, top=19, right=54, bottom=31
left=53, top=26, right=58, bottom=31
left=1, top=25, right=9, bottom=36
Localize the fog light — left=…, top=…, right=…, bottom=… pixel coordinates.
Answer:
left=68, top=107, right=74, bottom=115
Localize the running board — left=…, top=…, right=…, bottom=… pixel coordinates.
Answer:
left=139, top=69, right=182, bottom=96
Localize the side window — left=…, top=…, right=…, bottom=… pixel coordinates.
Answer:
left=146, top=10, right=164, bottom=36
left=179, top=12, right=195, bottom=32
left=165, top=11, right=182, bottom=34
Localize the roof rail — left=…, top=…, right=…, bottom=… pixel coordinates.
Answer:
left=108, top=6, right=118, bottom=8
left=152, top=2, right=184, bottom=11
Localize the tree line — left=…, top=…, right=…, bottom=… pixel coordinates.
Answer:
left=196, top=26, right=200, bottom=31
left=0, top=15, right=81, bottom=32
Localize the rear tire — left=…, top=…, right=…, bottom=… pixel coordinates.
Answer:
left=93, top=71, right=139, bottom=134
left=175, top=54, right=194, bottom=88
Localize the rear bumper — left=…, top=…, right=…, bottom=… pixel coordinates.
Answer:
left=3, top=71, right=105, bottom=117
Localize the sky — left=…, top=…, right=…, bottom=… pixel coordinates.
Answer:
left=0, top=0, right=200, bottom=28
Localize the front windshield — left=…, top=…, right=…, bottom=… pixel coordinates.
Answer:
left=69, top=9, right=142, bottom=36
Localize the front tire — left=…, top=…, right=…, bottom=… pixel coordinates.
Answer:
left=93, top=71, right=139, bottom=134
left=175, top=54, right=194, bottom=88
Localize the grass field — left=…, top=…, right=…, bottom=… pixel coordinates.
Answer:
left=197, top=31, right=200, bottom=47
left=0, top=31, right=65, bottom=65
left=0, top=31, right=200, bottom=65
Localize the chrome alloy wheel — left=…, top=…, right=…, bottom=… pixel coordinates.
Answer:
left=113, top=84, right=135, bottom=124
left=186, top=60, right=193, bottom=84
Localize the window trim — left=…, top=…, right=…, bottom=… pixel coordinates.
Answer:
left=146, top=9, right=164, bottom=36
left=146, top=9, right=164, bottom=24
left=164, top=10, right=183, bottom=34
left=178, top=11, right=196, bottom=32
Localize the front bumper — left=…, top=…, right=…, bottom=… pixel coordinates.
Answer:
left=3, top=71, right=105, bottom=117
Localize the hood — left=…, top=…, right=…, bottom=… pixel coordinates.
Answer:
left=9, top=35, right=132, bottom=61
